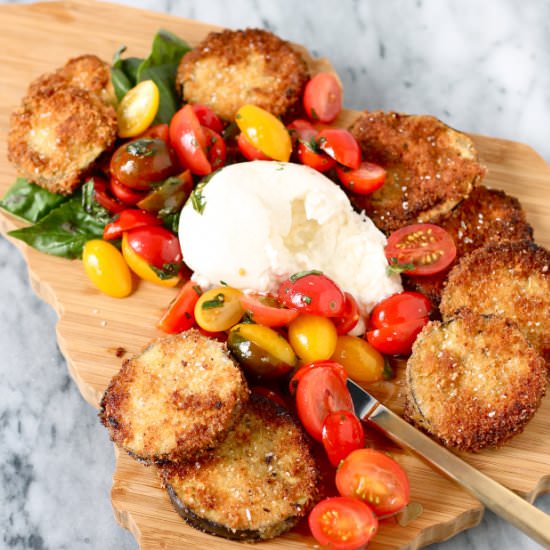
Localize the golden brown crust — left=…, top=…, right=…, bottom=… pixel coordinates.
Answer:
left=349, top=111, right=486, bottom=234
left=99, top=330, right=249, bottom=464
left=404, top=310, right=547, bottom=451
left=159, top=394, right=319, bottom=541
left=440, top=240, right=550, bottom=363
left=404, top=186, right=534, bottom=304
left=177, top=28, right=309, bottom=120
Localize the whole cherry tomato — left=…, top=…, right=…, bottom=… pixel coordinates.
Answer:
left=303, top=72, right=343, bottom=123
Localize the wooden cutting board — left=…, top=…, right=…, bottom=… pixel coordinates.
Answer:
left=1, top=2, right=549, bottom=549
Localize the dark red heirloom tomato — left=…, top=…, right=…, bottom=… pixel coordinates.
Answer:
left=303, top=72, right=343, bottom=123
left=278, top=271, right=345, bottom=317
left=317, top=128, right=361, bottom=170
left=322, top=410, right=365, bottom=467
left=157, top=280, right=202, bottom=334
left=103, top=209, right=162, bottom=240
left=191, top=104, right=224, bottom=134
left=237, top=132, right=271, bottom=161
left=239, top=293, right=298, bottom=327
left=336, top=161, right=386, bottom=194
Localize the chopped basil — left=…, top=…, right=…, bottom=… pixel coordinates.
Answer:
left=289, top=269, right=323, bottom=282
left=386, top=258, right=416, bottom=276
left=150, top=262, right=182, bottom=280
left=219, top=280, right=228, bottom=286
left=301, top=295, right=312, bottom=305
left=241, top=311, right=256, bottom=324
left=126, top=139, right=155, bottom=157
left=310, top=107, right=319, bottom=121
left=201, top=293, right=226, bottom=310
left=190, top=186, right=206, bottom=214
left=192, top=285, right=203, bottom=296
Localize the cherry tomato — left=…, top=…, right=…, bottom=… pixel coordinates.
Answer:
left=332, top=335, right=385, bottom=383
left=198, top=327, right=228, bottom=343
left=251, top=386, right=288, bottom=409
left=235, top=104, right=292, bottom=162
left=82, top=239, right=132, bottom=298
left=137, top=123, right=169, bottom=142
left=288, top=314, right=338, bottom=363
left=109, top=177, right=148, bottom=205
left=367, top=317, right=428, bottom=356
left=117, top=80, right=159, bottom=138
left=322, top=411, right=365, bottom=467
left=194, top=287, right=244, bottom=332
left=170, top=104, right=212, bottom=175
left=157, top=280, right=202, bottom=334
left=317, top=128, right=361, bottom=170
left=278, top=271, right=345, bottom=317
left=297, top=140, right=337, bottom=172
left=239, top=293, right=298, bottom=327
left=191, top=104, right=224, bottom=134
left=91, top=176, right=125, bottom=214
left=203, top=127, right=226, bottom=170
left=287, top=118, right=316, bottom=146
left=103, top=209, right=162, bottom=240
left=110, top=138, right=179, bottom=190
left=295, top=365, right=354, bottom=441
left=336, top=161, right=386, bottom=194
left=336, top=449, right=410, bottom=517
left=237, top=132, right=271, bottom=161
left=137, top=170, right=194, bottom=214
left=303, top=72, right=343, bottom=124
left=370, top=292, right=432, bottom=328
left=333, top=293, right=361, bottom=335
left=309, top=496, right=378, bottom=550
left=289, top=360, right=348, bottom=396
left=121, top=232, right=180, bottom=287
left=385, top=223, right=457, bottom=276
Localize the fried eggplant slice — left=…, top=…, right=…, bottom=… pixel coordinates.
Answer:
left=404, top=310, right=547, bottom=451
left=160, top=394, right=319, bottom=541
left=177, top=28, right=309, bottom=120
left=349, top=111, right=486, bottom=234
left=100, top=330, right=249, bottom=464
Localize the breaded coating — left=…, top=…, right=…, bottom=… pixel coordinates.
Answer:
left=99, top=330, right=249, bottom=464
left=177, top=28, right=309, bottom=120
left=404, top=186, right=534, bottom=304
left=404, top=310, right=547, bottom=451
left=160, top=394, right=319, bottom=541
left=8, top=85, right=117, bottom=195
left=349, top=111, right=486, bottom=234
left=440, top=241, right=550, bottom=363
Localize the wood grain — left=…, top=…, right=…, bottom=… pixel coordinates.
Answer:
left=0, top=2, right=548, bottom=549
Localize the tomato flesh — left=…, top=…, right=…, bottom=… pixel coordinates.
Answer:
left=191, top=104, right=224, bottom=134
left=287, top=118, right=316, bottom=146
left=297, top=140, right=336, bottom=172
left=289, top=360, right=348, bottom=396
left=110, top=177, right=148, bottom=205
left=237, top=132, right=272, bottom=161
left=92, top=176, right=125, bottom=214
left=103, top=209, right=162, bottom=240
left=318, top=128, right=361, bottom=170
left=385, top=223, right=457, bottom=276
left=117, top=80, right=159, bottom=138
left=336, top=161, right=386, bottom=194
left=239, top=293, right=298, bottom=327
left=303, top=73, right=343, bottom=123
left=322, top=411, right=365, bottom=467
left=194, top=287, right=244, bottom=332
left=333, top=292, right=360, bottom=335
left=157, top=280, right=202, bottom=333
left=203, top=127, right=226, bottom=171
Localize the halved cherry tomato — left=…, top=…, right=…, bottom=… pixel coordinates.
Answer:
left=117, top=80, right=159, bottom=138
left=367, top=317, right=428, bottom=356
left=336, top=449, right=410, bottom=517
left=309, top=496, right=378, bottom=550
left=251, top=386, right=288, bottom=409
left=289, top=360, right=348, bottom=396
left=137, top=123, right=170, bottom=142
left=370, top=292, right=432, bottom=328
left=195, top=287, right=244, bottom=332
left=110, top=138, right=179, bottom=190
left=317, top=128, right=361, bottom=170
left=297, top=140, right=337, bottom=172
left=303, top=73, right=342, bottom=123
left=385, top=223, right=457, bottom=276
left=287, top=118, right=316, bottom=146
left=191, top=104, right=224, bottom=134
left=332, top=335, right=385, bottom=383
left=103, top=209, right=162, bottom=240
left=157, top=280, right=202, bottom=333
left=333, top=292, right=360, bottom=335
left=91, top=176, right=125, bottom=214
left=336, top=161, right=386, bottom=194
left=295, top=364, right=353, bottom=441
left=235, top=104, right=292, bottom=162
left=203, top=127, right=226, bottom=170
left=239, top=293, right=298, bottom=327
left=125, top=226, right=182, bottom=278
left=278, top=271, right=345, bottom=317
left=237, top=133, right=271, bottom=161
left=170, top=104, right=211, bottom=175
left=137, top=170, right=194, bottom=214
left=322, top=411, right=365, bottom=467
left=288, top=314, right=338, bottom=363
left=109, top=177, right=148, bottom=205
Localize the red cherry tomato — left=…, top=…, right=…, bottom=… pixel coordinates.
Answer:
left=317, top=128, right=361, bottom=170
left=137, top=123, right=170, bottom=142
left=169, top=104, right=212, bottom=175
left=103, top=209, right=162, bottom=240
left=336, top=161, right=386, bottom=194
left=91, top=176, right=125, bottom=214
left=125, top=226, right=182, bottom=275
left=157, top=280, right=202, bottom=334
left=191, top=104, right=224, bottom=134
left=203, top=127, right=226, bottom=171
left=309, top=496, right=378, bottom=550
left=237, top=132, right=271, bottom=161
left=303, top=72, right=343, bottom=123
left=251, top=386, right=288, bottom=409
left=198, top=327, right=228, bottom=343
left=289, top=360, right=348, bottom=396
left=287, top=118, right=316, bottom=146
left=366, top=316, right=428, bottom=356
left=278, top=271, right=345, bottom=317
left=109, top=177, right=148, bottom=205
left=295, top=365, right=353, bottom=441
left=336, top=449, right=410, bottom=517
left=297, top=140, right=337, bottom=172
left=322, top=411, right=365, bottom=467
left=239, top=293, right=298, bottom=327
left=385, top=223, right=457, bottom=276
left=370, top=292, right=432, bottom=329
left=333, top=292, right=361, bottom=335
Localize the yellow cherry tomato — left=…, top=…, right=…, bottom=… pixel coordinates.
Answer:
left=288, top=314, right=338, bottom=363
left=235, top=104, right=292, bottom=162
left=117, top=80, right=160, bottom=138
left=331, top=335, right=385, bottom=383
left=195, top=287, right=244, bottom=332
left=121, top=233, right=180, bottom=287
left=82, top=239, right=132, bottom=298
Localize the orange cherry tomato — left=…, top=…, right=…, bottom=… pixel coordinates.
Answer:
left=237, top=132, right=271, bottom=161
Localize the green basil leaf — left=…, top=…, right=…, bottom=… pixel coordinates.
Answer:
left=81, top=179, right=112, bottom=225
left=111, top=45, right=145, bottom=101
left=0, top=178, right=68, bottom=223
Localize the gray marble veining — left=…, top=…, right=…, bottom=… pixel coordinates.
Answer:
left=1, top=1, right=549, bottom=549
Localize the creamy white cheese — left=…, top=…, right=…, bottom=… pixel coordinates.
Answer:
left=179, top=161, right=402, bottom=315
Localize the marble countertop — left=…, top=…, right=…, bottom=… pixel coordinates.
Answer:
left=1, top=1, right=549, bottom=549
